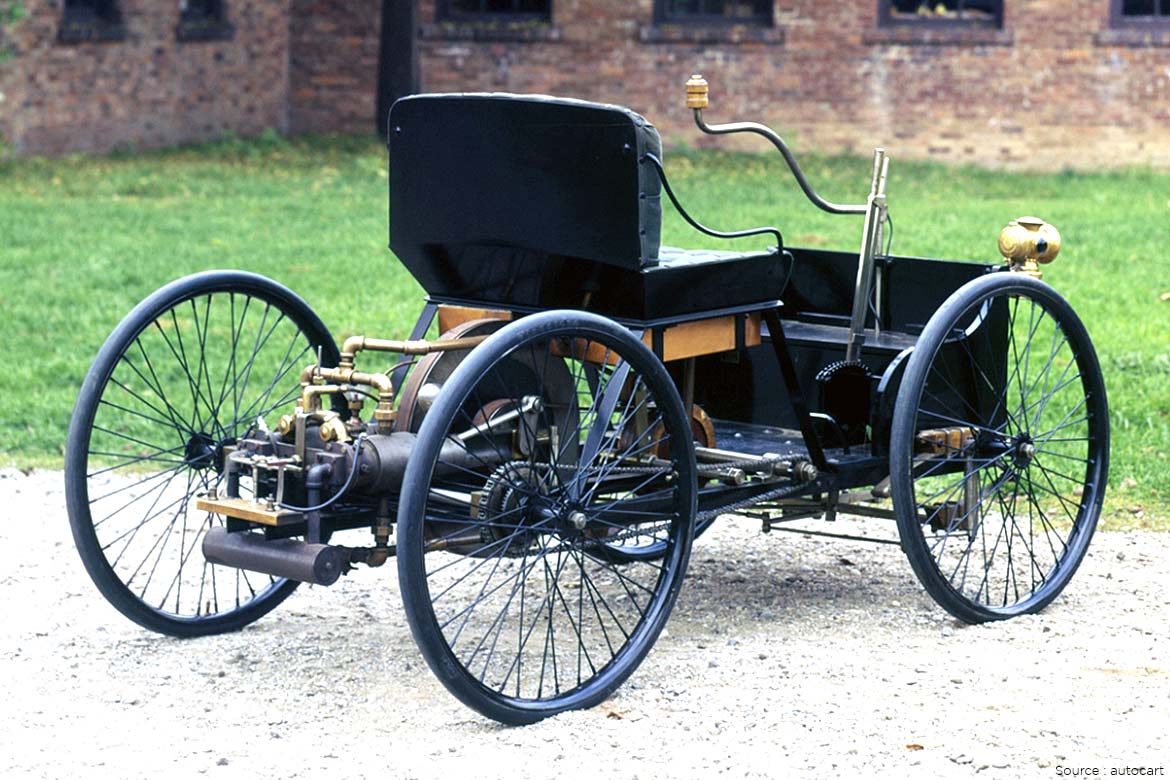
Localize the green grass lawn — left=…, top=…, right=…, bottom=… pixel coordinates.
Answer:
left=0, top=133, right=1166, bottom=528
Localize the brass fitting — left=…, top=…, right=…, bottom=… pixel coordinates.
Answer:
left=367, top=497, right=393, bottom=567
left=317, top=413, right=350, bottom=444
left=306, top=365, right=397, bottom=434
left=685, top=74, right=709, bottom=110
left=277, top=408, right=349, bottom=443
left=999, top=216, right=1061, bottom=279
left=277, top=413, right=295, bottom=437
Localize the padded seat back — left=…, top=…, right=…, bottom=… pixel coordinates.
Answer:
left=388, top=94, right=663, bottom=296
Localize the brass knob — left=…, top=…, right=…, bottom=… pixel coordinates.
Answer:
left=999, top=216, right=1061, bottom=278
left=685, top=74, right=709, bottom=110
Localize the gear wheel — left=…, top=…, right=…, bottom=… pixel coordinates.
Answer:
left=474, top=463, right=549, bottom=556
left=815, top=359, right=872, bottom=447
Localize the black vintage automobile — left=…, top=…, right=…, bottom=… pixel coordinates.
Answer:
left=65, top=76, right=1109, bottom=725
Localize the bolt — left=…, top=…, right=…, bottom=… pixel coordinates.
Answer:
left=568, top=511, right=587, bottom=531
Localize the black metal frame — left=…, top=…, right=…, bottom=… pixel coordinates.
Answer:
left=653, top=0, right=773, bottom=26
left=1110, top=0, right=1170, bottom=28
left=877, top=0, right=1003, bottom=28
left=436, top=0, right=552, bottom=23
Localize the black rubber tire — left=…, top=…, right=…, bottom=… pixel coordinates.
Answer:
left=397, top=310, right=697, bottom=724
left=890, top=273, right=1109, bottom=623
left=65, top=270, right=340, bottom=637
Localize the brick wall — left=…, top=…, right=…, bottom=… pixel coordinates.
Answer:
left=417, top=0, right=1170, bottom=171
left=3, top=2, right=1168, bottom=168
left=0, top=1, right=290, bottom=156
left=288, top=0, right=382, bottom=135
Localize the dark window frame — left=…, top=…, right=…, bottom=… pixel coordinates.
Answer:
left=653, top=0, right=774, bottom=26
left=1110, top=0, right=1170, bottom=29
left=436, top=0, right=552, bottom=24
left=177, top=0, right=234, bottom=43
left=877, top=0, right=1003, bottom=29
left=58, top=0, right=125, bottom=44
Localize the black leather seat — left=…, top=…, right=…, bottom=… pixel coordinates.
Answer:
left=388, top=93, right=785, bottom=321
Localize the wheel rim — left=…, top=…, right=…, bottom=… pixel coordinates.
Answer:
left=70, top=278, right=337, bottom=627
left=898, top=279, right=1107, bottom=617
left=399, top=315, right=695, bottom=717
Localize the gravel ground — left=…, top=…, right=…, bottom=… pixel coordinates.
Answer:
left=2, top=468, right=1167, bottom=780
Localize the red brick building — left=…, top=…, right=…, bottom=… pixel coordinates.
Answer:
left=2, top=1, right=1168, bottom=169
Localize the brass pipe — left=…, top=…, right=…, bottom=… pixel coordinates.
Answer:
left=339, top=334, right=488, bottom=368
left=300, top=384, right=344, bottom=413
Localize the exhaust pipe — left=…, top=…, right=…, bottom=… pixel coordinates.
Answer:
left=202, top=526, right=348, bottom=586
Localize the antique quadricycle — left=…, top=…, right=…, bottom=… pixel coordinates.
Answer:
left=66, top=77, right=1109, bottom=725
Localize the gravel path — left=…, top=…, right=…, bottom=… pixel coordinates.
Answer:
left=2, top=468, right=1166, bottom=779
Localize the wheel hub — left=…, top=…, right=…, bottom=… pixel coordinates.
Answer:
left=1013, top=437, right=1036, bottom=469
left=184, top=432, right=217, bottom=469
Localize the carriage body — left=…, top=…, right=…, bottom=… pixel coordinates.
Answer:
left=386, top=92, right=998, bottom=497
left=65, top=83, right=1109, bottom=726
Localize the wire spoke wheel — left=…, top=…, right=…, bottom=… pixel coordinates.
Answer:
left=890, top=273, right=1109, bottom=623
left=397, top=311, right=696, bottom=724
left=65, top=271, right=340, bottom=636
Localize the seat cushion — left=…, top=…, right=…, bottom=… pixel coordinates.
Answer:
left=638, top=246, right=787, bottom=319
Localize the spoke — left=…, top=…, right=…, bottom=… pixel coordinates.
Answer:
left=86, top=445, right=188, bottom=478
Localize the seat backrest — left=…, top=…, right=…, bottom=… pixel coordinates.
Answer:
left=388, top=93, right=663, bottom=295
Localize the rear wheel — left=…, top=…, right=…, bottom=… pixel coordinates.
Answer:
left=397, top=310, right=697, bottom=724
left=890, top=273, right=1108, bottom=623
left=65, top=271, right=340, bottom=637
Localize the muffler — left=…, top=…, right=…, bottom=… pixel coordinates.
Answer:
left=202, top=526, right=348, bottom=586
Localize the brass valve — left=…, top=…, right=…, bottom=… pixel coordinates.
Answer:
left=685, top=74, right=709, bottom=110
left=999, top=216, right=1061, bottom=279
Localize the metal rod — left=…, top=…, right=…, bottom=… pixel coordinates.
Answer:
left=454, top=395, right=542, bottom=443
left=762, top=525, right=901, bottom=546
left=845, top=150, right=890, bottom=362
left=682, top=357, right=695, bottom=413
left=693, top=110, right=867, bottom=216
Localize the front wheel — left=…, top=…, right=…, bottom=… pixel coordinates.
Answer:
left=397, top=310, right=697, bottom=724
left=65, top=270, right=340, bottom=637
left=890, top=273, right=1109, bottom=623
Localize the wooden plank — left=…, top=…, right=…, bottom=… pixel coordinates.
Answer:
left=195, top=496, right=303, bottom=527
left=437, top=305, right=511, bottom=334
left=643, top=313, right=761, bottom=362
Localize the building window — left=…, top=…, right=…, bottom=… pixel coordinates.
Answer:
left=177, top=0, right=234, bottom=42
left=437, top=0, right=552, bottom=23
left=655, top=0, right=773, bottom=25
left=58, top=0, right=125, bottom=43
left=1112, top=0, right=1170, bottom=27
left=879, top=1, right=1002, bottom=28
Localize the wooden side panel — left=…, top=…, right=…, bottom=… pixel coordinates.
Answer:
left=437, top=304, right=512, bottom=334
left=644, top=313, right=761, bottom=362
left=550, top=313, right=761, bottom=365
